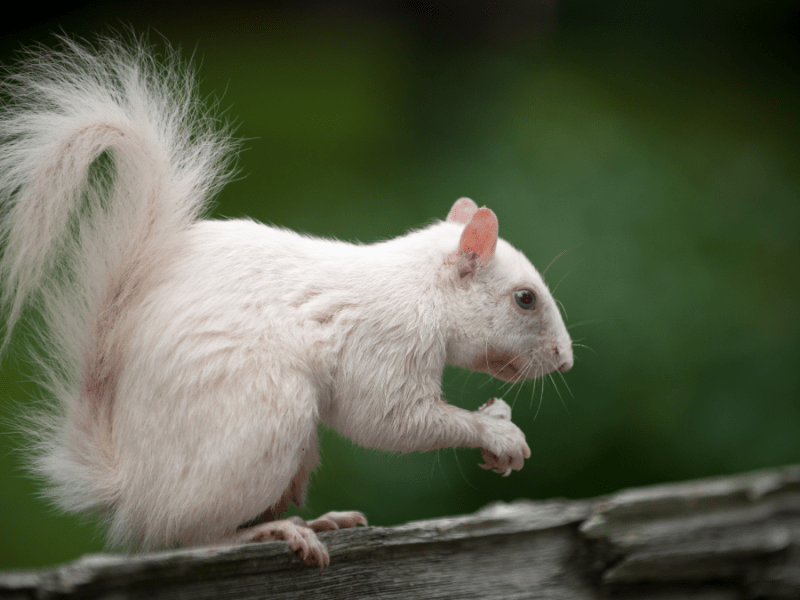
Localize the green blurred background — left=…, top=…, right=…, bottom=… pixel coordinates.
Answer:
left=1, top=0, right=798, bottom=570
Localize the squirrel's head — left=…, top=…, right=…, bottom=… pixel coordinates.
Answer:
left=442, top=198, right=573, bottom=383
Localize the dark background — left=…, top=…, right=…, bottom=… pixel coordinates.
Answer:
left=1, top=0, right=798, bottom=569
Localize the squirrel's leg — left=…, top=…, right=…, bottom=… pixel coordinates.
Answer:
left=227, top=444, right=366, bottom=569
left=283, top=448, right=367, bottom=538
left=331, top=396, right=530, bottom=474
left=114, top=361, right=325, bottom=550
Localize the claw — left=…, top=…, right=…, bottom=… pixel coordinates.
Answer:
left=232, top=517, right=332, bottom=570
left=289, top=536, right=310, bottom=560
left=308, top=510, right=368, bottom=533
left=309, top=518, right=338, bottom=532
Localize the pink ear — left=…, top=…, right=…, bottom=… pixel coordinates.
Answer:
left=455, top=207, right=498, bottom=277
left=446, top=197, right=479, bottom=224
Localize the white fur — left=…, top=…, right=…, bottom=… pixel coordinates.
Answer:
left=0, top=36, right=572, bottom=552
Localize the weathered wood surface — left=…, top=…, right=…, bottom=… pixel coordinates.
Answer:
left=2, top=465, right=799, bottom=599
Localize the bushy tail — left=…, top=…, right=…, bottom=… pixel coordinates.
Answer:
left=0, top=35, right=236, bottom=518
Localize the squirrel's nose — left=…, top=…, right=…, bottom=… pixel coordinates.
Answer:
left=552, top=343, right=573, bottom=373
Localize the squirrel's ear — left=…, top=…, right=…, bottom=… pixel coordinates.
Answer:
left=453, top=207, right=498, bottom=278
left=446, top=197, right=479, bottom=224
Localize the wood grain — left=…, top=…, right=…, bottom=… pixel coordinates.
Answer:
left=2, top=465, right=798, bottom=599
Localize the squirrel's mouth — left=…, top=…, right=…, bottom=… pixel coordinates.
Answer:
left=471, top=348, right=527, bottom=383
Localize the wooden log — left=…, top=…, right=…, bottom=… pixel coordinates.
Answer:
left=2, top=465, right=798, bottom=599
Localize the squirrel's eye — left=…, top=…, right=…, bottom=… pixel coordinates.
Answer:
left=513, top=289, right=536, bottom=310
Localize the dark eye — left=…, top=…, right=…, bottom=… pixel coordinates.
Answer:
left=513, top=289, right=536, bottom=310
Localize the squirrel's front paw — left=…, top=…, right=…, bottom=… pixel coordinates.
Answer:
left=477, top=398, right=530, bottom=476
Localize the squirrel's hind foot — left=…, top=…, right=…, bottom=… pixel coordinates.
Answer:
left=231, top=511, right=367, bottom=570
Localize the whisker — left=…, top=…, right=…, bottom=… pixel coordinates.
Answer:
left=460, top=368, right=477, bottom=399
left=498, top=370, right=518, bottom=393
left=492, top=351, right=525, bottom=393
left=510, top=379, right=525, bottom=411
left=567, top=319, right=601, bottom=330
left=548, top=372, right=571, bottom=417
left=500, top=368, right=526, bottom=395
left=571, top=343, right=597, bottom=355
left=451, top=448, right=478, bottom=491
left=477, top=375, right=495, bottom=390
left=478, top=337, right=493, bottom=390
left=556, top=298, right=569, bottom=321
left=499, top=377, right=522, bottom=408
left=533, top=365, right=545, bottom=420
left=542, top=248, right=570, bottom=277
left=552, top=262, right=580, bottom=296
left=498, top=375, right=515, bottom=395
left=509, top=361, right=529, bottom=410
left=556, top=369, right=574, bottom=398
left=429, top=448, right=441, bottom=482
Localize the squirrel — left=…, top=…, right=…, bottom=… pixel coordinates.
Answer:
left=0, top=35, right=573, bottom=569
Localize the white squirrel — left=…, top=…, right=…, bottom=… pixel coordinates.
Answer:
left=0, top=36, right=573, bottom=569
